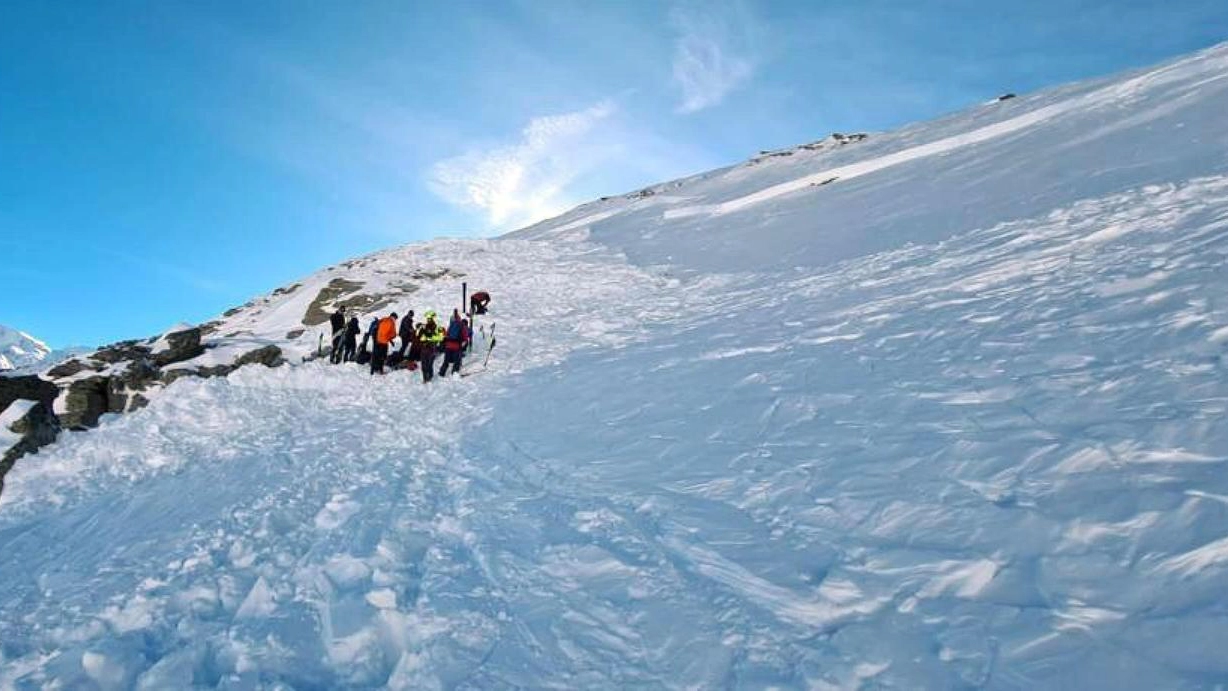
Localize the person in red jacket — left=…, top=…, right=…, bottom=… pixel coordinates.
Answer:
left=469, top=290, right=490, bottom=315
left=371, top=312, right=398, bottom=375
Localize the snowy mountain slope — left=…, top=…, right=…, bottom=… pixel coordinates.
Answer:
left=3, top=42, right=1228, bottom=688
left=515, top=42, right=1228, bottom=273
left=0, top=325, right=52, bottom=372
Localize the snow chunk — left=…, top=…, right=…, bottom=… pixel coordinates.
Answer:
left=235, top=577, right=277, bottom=619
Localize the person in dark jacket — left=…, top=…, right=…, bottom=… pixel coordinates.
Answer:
left=438, top=310, right=466, bottom=377
left=397, top=310, right=415, bottom=358
left=357, top=316, right=378, bottom=365
left=329, top=306, right=346, bottom=363
left=342, top=317, right=360, bottom=362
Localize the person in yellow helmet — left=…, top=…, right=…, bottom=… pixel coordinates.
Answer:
left=416, top=310, right=444, bottom=382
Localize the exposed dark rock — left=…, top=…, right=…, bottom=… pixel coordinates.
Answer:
left=46, top=359, right=99, bottom=379
left=159, top=368, right=202, bottom=386
left=2, top=332, right=285, bottom=489
left=285, top=329, right=305, bottom=340
left=115, top=359, right=160, bottom=391
left=1, top=400, right=61, bottom=493
left=92, top=340, right=151, bottom=365
left=411, top=268, right=465, bottom=281
left=272, top=283, right=301, bottom=296
left=0, top=374, right=59, bottom=412
left=151, top=328, right=204, bottom=367
left=60, top=376, right=110, bottom=430
left=235, top=345, right=284, bottom=368
left=107, top=380, right=135, bottom=414
left=160, top=345, right=283, bottom=386
left=303, top=278, right=366, bottom=326
left=100, top=359, right=159, bottom=415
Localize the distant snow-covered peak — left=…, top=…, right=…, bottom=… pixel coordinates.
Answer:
left=0, top=325, right=52, bottom=372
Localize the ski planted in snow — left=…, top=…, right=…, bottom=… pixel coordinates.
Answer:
left=462, top=322, right=496, bottom=378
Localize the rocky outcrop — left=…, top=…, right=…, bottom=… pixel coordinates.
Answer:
left=151, top=328, right=205, bottom=367
left=235, top=345, right=284, bottom=368
left=1, top=376, right=65, bottom=491
left=303, top=278, right=366, bottom=326
left=0, top=328, right=286, bottom=488
left=0, top=374, right=59, bottom=412
left=46, top=358, right=99, bottom=378
left=92, top=340, right=149, bottom=365
left=60, top=375, right=110, bottom=430
left=1, top=400, right=60, bottom=493
left=301, top=270, right=462, bottom=328
left=160, top=345, right=284, bottom=385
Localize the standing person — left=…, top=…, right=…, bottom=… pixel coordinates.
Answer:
left=438, top=310, right=465, bottom=378
left=417, top=311, right=443, bottom=383
left=371, top=312, right=398, bottom=375
left=469, top=291, right=490, bottom=315
left=343, top=316, right=360, bottom=362
left=329, top=306, right=346, bottom=363
left=397, top=310, right=415, bottom=359
left=357, top=316, right=378, bottom=365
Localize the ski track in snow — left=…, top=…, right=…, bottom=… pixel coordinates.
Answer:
left=2, top=176, right=1228, bottom=687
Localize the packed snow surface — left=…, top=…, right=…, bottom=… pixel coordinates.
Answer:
left=4, top=42, right=1228, bottom=688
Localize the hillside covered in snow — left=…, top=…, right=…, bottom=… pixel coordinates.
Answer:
left=2, top=42, right=1228, bottom=688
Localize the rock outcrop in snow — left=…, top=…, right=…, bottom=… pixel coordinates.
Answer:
left=0, top=260, right=474, bottom=484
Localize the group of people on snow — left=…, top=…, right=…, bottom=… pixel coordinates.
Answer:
left=327, top=297, right=488, bottom=382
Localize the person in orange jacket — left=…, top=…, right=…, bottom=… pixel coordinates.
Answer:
left=371, top=311, right=398, bottom=375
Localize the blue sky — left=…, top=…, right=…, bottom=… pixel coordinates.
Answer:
left=2, top=0, right=1226, bottom=348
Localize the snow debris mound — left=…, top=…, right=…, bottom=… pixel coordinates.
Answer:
left=3, top=40, right=1228, bottom=688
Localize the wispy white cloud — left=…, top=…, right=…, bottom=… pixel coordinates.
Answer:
left=428, top=101, right=618, bottom=231
left=671, top=1, right=758, bottom=113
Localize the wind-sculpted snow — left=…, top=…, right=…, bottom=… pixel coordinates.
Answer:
left=476, top=175, right=1228, bottom=687
left=2, top=175, right=1227, bottom=687
left=4, top=44, right=1228, bottom=688
left=516, top=42, right=1228, bottom=275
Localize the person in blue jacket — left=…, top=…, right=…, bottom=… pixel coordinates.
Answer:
left=438, top=309, right=466, bottom=377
